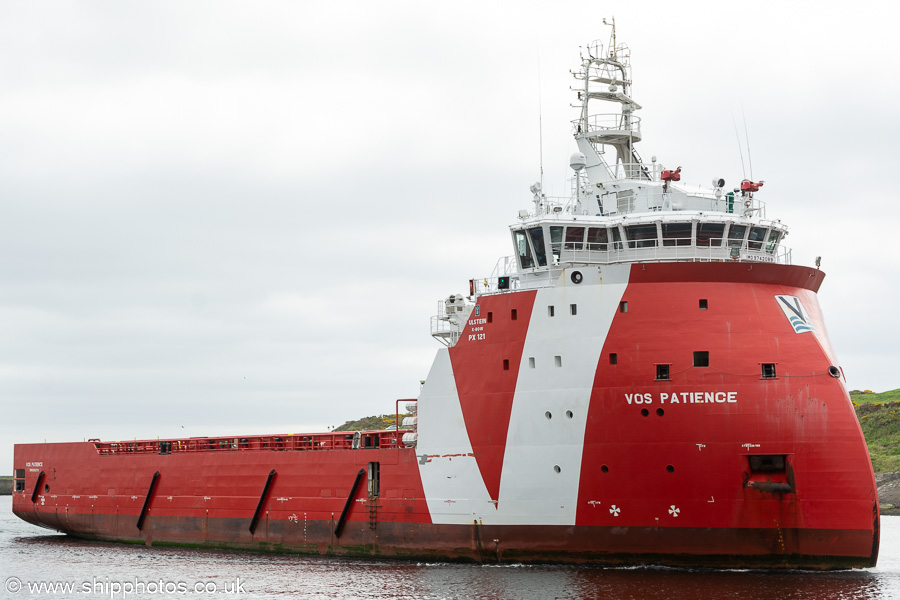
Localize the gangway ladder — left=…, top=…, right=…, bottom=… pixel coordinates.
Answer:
left=368, top=498, right=380, bottom=530
left=367, top=460, right=380, bottom=530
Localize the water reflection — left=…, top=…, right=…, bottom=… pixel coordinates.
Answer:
left=2, top=500, right=898, bottom=600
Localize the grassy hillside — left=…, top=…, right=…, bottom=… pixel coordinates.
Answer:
left=851, top=388, right=900, bottom=405
left=333, top=414, right=410, bottom=432
left=852, top=390, right=900, bottom=472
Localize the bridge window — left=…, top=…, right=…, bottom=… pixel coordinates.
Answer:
left=748, top=227, right=767, bottom=251
left=515, top=230, right=535, bottom=269
left=697, top=223, right=725, bottom=247
left=610, top=227, right=623, bottom=250
left=662, top=222, right=692, bottom=247
left=727, top=224, right=747, bottom=248
left=549, top=226, right=563, bottom=265
left=565, top=226, right=585, bottom=250
left=528, top=227, right=548, bottom=267
left=693, top=351, right=709, bottom=367
left=586, top=227, right=608, bottom=251
left=765, top=230, right=782, bottom=254
left=625, top=224, right=658, bottom=248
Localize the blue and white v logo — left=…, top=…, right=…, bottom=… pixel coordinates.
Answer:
left=775, top=295, right=815, bottom=334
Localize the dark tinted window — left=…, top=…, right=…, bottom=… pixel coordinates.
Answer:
left=586, top=227, right=608, bottom=251
left=727, top=224, right=747, bottom=248
left=549, top=226, right=563, bottom=264
left=748, top=227, right=767, bottom=251
left=565, top=226, right=585, bottom=250
left=515, top=230, right=534, bottom=269
left=625, top=224, right=658, bottom=248
left=697, top=223, right=725, bottom=248
left=765, top=230, right=782, bottom=254
left=529, top=227, right=547, bottom=267
left=662, top=222, right=692, bottom=247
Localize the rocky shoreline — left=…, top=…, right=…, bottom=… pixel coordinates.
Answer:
left=877, top=472, right=900, bottom=515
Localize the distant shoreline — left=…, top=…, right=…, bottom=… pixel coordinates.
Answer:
left=0, top=476, right=10, bottom=496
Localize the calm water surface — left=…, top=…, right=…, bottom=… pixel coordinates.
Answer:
left=1, top=497, right=897, bottom=599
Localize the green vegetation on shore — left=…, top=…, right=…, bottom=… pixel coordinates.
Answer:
left=0, top=476, right=11, bottom=495
left=852, top=389, right=900, bottom=472
left=333, top=414, right=409, bottom=432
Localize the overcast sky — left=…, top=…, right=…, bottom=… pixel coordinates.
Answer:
left=2, top=1, right=898, bottom=471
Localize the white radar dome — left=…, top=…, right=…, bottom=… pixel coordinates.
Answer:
left=569, top=152, right=587, bottom=172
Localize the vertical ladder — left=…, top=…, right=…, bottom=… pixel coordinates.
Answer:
left=368, top=499, right=378, bottom=530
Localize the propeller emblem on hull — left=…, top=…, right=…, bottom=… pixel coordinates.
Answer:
left=669, top=505, right=680, bottom=517
left=609, top=505, right=621, bottom=516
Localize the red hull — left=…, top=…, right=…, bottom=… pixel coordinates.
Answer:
left=11, top=263, right=879, bottom=569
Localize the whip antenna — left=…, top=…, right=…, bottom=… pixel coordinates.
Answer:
left=537, top=39, right=544, bottom=193
left=732, top=114, right=746, bottom=179
left=742, top=106, right=753, bottom=179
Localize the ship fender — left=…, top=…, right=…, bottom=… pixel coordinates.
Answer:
left=30, top=471, right=45, bottom=504
left=136, top=471, right=160, bottom=531
left=249, top=469, right=277, bottom=535
left=334, top=468, right=366, bottom=539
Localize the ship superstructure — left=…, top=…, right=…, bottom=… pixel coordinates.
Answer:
left=12, top=22, right=878, bottom=569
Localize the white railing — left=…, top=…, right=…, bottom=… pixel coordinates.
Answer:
left=471, top=243, right=792, bottom=297
left=467, top=256, right=521, bottom=297
left=554, top=240, right=792, bottom=266
left=576, top=113, right=642, bottom=136
left=430, top=300, right=459, bottom=347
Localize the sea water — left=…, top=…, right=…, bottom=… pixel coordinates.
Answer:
left=1, top=496, right=898, bottom=600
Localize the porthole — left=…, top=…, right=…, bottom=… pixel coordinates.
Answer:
left=601, top=465, right=609, bottom=473
left=545, top=411, right=552, bottom=420
left=666, top=465, right=675, bottom=473
left=641, top=408, right=649, bottom=417
left=553, top=465, right=561, bottom=473
left=44, top=484, right=49, bottom=493
left=566, top=410, right=573, bottom=419
left=656, top=408, right=665, bottom=417
left=571, top=270, right=583, bottom=284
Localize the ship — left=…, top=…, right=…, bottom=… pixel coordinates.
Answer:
left=11, top=22, right=879, bottom=569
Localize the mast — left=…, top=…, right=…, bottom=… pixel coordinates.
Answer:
left=572, top=18, right=646, bottom=186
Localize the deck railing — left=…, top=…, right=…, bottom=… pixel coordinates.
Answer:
left=93, top=429, right=411, bottom=456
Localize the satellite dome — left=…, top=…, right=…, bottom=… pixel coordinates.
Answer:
left=569, top=152, right=587, bottom=171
